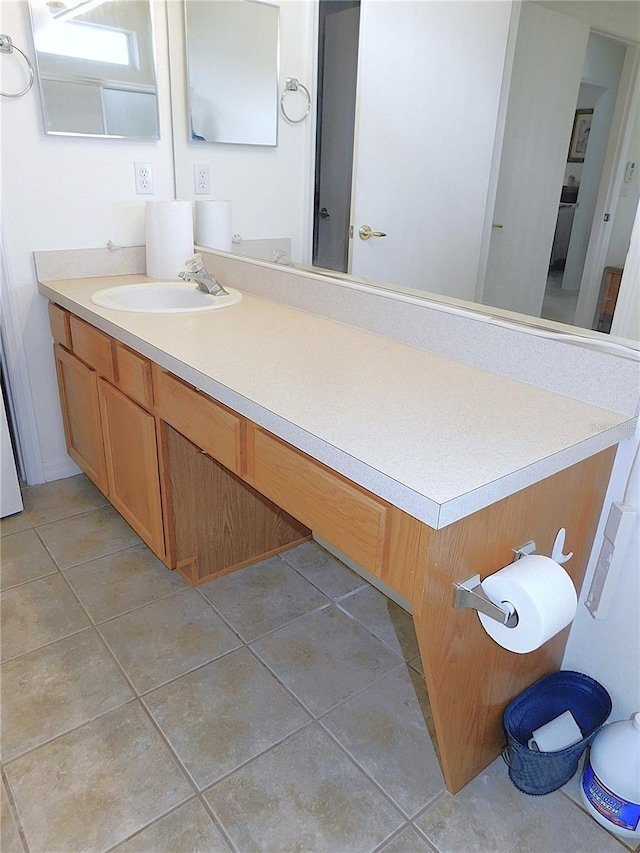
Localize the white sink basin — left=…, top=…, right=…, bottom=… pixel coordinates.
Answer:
left=90, top=282, right=241, bottom=313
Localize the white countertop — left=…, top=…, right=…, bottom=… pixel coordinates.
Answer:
left=39, top=274, right=635, bottom=529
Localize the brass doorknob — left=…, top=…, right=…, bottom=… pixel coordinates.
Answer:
left=359, top=224, right=387, bottom=240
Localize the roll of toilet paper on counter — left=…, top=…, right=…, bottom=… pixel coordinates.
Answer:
left=195, top=200, right=232, bottom=252
left=478, top=554, right=577, bottom=654
left=145, top=201, right=194, bottom=280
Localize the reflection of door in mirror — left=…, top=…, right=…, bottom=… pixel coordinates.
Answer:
left=479, top=3, right=637, bottom=331
left=313, top=1, right=360, bottom=273
left=28, top=0, right=159, bottom=139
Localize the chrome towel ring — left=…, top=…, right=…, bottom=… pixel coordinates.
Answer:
left=280, top=77, right=311, bottom=124
left=0, top=34, right=34, bottom=98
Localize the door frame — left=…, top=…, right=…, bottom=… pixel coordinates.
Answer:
left=0, top=224, right=45, bottom=485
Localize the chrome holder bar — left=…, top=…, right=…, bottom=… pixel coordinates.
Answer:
left=454, top=575, right=519, bottom=628
left=453, top=539, right=537, bottom=628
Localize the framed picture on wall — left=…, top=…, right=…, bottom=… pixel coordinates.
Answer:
left=568, top=109, right=593, bottom=163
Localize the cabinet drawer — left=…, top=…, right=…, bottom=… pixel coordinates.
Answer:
left=48, top=303, right=71, bottom=348
left=69, top=315, right=115, bottom=381
left=155, top=369, right=243, bottom=475
left=248, top=426, right=389, bottom=576
left=115, top=342, right=153, bottom=410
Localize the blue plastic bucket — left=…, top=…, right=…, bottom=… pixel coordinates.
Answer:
left=502, top=670, right=612, bottom=795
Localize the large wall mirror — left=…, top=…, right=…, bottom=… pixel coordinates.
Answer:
left=27, top=0, right=159, bottom=138
left=170, top=0, right=640, bottom=347
left=184, top=0, right=279, bottom=145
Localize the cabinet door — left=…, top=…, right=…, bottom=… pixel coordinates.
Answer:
left=98, top=378, right=165, bottom=558
left=54, top=344, right=108, bottom=494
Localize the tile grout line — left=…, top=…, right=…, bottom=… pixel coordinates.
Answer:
left=1, top=766, right=31, bottom=853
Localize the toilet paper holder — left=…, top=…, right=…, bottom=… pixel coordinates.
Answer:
left=453, top=530, right=573, bottom=628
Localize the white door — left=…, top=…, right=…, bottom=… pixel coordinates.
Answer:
left=480, top=4, right=589, bottom=316
left=348, top=1, right=511, bottom=303
left=1, top=382, right=23, bottom=517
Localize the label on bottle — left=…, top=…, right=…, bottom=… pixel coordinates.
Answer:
left=582, top=761, right=640, bottom=831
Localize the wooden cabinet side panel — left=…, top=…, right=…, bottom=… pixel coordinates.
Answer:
left=164, top=424, right=310, bottom=585
left=53, top=344, right=108, bottom=494
left=98, top=379, right=165, bottom=559
left=411, top=447, right=616, bottom=794
left=249, top=426, right=389, bottom=577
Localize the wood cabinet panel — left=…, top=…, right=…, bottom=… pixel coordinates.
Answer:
left=48, top=303, right=71, bottom=348
left=154, top=368, right=243, bottom=474
left=69, top=315, right=115, bottom=381
left=53, top=344, right=108, bottom=494
left=248, top=426, right=389, bottom=577
left=163, top=425, right=310, bottom=585
left=114, top=343, right=153, bottom=410
left=411, top=446, right=616, bottom=794
left=98, top=379, right=165, bottom=558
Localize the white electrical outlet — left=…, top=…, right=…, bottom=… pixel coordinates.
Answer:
left=194, top=164, right=210, bottom=194
left=134, top=162, right=153, bottom=194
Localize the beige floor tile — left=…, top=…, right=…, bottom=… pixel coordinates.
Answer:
left=5, top=703, right=193, bottom=853
left=21, top=474, right=107, bottom=526
left=1, top=779, right=24, bottom=853
left=36, top=505, right=141, bottom=569
left=0, top=510, right=30, bottom=537
left=145, top=647, right=311, bottom=789
left=415, top=756, right=626, bottom=853
left=1, top=628, right=134, bottom=762
left=200, top=555, right=329, bottom=641
left=338, top=584, right=419, bottom=661
left=0, top=529, right=58, bottom=590
left=322, top=664, right=443, bottom=816
left=113, top=799, right=231, bottom=852
left=0, top=573, right=90, bottom=661
left=281, top=540, right=367, bottom=599
left=251, top=605, right=402, bottom=716
left=377, top=826, right=433, bottom=852
left=64, top=544, right=187, bottom=622
left=205, top=724, right=403, bottom=852
left=99, top=589, right=241, bottom=693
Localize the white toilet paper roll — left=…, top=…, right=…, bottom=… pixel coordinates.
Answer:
left=195, top=200, right=232, bottom=252
left=478, top=554, right=577, bottom=654
left=145, top=201, right=194, bottom=280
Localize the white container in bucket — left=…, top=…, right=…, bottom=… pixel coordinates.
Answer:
left=580, top=711, right=640, bottom=841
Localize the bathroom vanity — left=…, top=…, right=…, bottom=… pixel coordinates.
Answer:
left=39, top=270, right=634, bottom=795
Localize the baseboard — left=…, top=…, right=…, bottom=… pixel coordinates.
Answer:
left=43, top=457, right=82, bottom=483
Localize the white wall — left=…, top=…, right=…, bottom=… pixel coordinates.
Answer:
left=0, top=0, right=175, bottom=481
left=563, top=437, right=640, bottom=721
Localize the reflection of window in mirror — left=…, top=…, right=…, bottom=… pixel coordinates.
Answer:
left=28, top=0, right=160, bottom=139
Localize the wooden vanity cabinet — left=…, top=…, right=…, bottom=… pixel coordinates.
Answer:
left=47, top=301, right=617, bottom=797
left=98, top=379, right=165, bottom=559
left=54, top=343, right=109, bottom=494
left=50, top=308, right=165, bottom=558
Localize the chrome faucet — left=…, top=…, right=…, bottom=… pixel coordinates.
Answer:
left=179, top=254, right=229, bottom=296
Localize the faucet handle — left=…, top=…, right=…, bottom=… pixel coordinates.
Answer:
left=184, top=253, right=204, bottom=273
